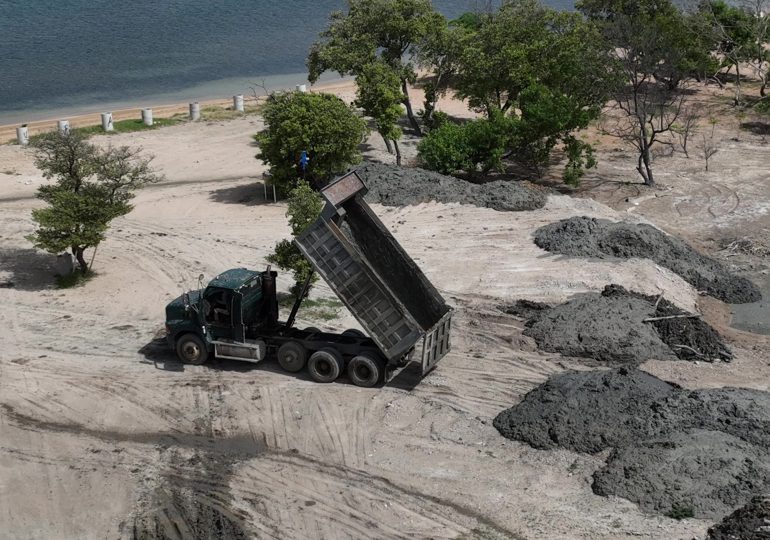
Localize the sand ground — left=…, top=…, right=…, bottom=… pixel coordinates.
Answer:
left=0, top=81, right=768, bottom=539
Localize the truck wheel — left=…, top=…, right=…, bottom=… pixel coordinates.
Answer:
left=304, top=327, right=321, bottom=334
left=277, top=341, right=307, bottom=373
left=342, top=329, right=365, bottom=338
left=308, top=348, right=343, bottom=383
left=347, top=354, right=382, bottom=387
left=176, top=334, right=208, bottom=365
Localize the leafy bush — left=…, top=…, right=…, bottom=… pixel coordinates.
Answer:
left=255, top=92, right=368, bottom=193
left=417, top=115, right=512, bottom=175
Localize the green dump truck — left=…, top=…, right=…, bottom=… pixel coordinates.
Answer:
left=164, top=170, right=452, bottom=387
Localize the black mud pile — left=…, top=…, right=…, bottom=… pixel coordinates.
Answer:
left=707, top=496, right=770, bottom=540
left=493, top=368, right=770, bottom=519
left=356, top=162, right=547, bottom=212
left=534, top=216, right=761, bottom=303
left=507, top=285, right=732, bottom=364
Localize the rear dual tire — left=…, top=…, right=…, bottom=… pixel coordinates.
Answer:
left=307, top=348, right=343, bottom=383
left=347, top=354, right=382, bottom=388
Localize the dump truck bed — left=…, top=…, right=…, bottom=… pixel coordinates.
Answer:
left=295, top=170, right=452, bottom=376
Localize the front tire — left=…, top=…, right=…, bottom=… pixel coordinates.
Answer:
left=277, top=341, right=307, bottom=373
left=176, top=334, right=208, bottom=365
left=342, top=329, right=366, bottom=338
left=308, top=348, right=343, bottom=383
left=347, top=354, right=382, bottom=387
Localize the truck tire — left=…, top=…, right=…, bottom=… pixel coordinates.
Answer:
left=347, top=354, right=382, bottom=387
left=308, top=348, right=343, bottom=383
left=278, top=341, right=307, bottom=373
left=176, top=334, right=208, bottom=365
left=342, top=329, right=365, bottom=338
left=304, top=327, right=321, bottom=334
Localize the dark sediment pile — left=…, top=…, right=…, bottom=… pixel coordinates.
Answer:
left=504, top=285, right=732, bottom=365
left=706, top=496, right=770, bottom=539
left=356, top=162, right=547, bottom=212
left=493, top=368, right=770, bottom=520
left=533, top=216, right=761, bottom=303
left=492, top=368, right=676, bottom=453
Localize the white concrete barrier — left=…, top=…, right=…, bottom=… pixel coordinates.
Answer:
left=101, top=112, right=114, bottom=132
left=57, top=120, right=70, bottom=134
left=189, top=102, right=201, bottom=121
left=141, top=108, right=153, bottom=126
left=16, top=125, right=29, bottom=145
left=296, top=84, right=307, bottom=93
left=233, top=94, right=244, bottom=112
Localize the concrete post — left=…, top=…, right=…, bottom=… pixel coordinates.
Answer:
left=233, top=94, right=244, bottom=112
left=101, top=112, right=114, bottom=132
left=141, top=108, right=153, bottom=126
left=296, top=84, right=307, bottom=93
left=57, top=120, right=70, bottom=134
left=16, top=125, right=29, bottom=146
left=189, top=102, right=201, bottom=121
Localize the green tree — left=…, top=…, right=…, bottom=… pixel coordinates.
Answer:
left=307, top=0, right=445, bottom=134
left=266, top=181, right=324, bottom=297
left=255, top=91, right=368, bottom=193
left=355, top=60, right=405, bottom=164
left=28, top=131, right=160, bottom=274
left=430, top=0, right=612, bottom=182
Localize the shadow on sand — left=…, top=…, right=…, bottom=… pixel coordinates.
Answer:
left=209, top=182, right=275, bottom=206
left=0, top=248, right=58, bottom=291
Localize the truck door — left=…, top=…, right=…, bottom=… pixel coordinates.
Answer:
left=203, top=287, right=234, bottom=340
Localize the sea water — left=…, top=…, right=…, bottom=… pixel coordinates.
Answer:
left=0, top=0, right=573, bottom=124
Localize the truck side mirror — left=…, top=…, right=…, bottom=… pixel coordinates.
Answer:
left=183, top=292, right=190, bottom=310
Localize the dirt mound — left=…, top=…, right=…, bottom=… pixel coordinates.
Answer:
left=494, top=368, right=770, bottom=519
left=533, top=216, right=761, bottom=304
left=594, top=430, right=770, bottom=519
left=356, top=162, right=547, bottom=212
left=707, top=496, right=770, bottom=540
left=492, top=367, right=677, bottom=454
left=510, top=285, right=731, bottom=365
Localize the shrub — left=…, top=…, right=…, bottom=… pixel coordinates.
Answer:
left=255, top=92, right=368, bottom=193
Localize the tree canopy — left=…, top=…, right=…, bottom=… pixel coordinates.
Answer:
left=29, top=131, right=160, bottom=274
left=255, top=91, right=368, bottom=192
left=307, top=0, right=445, bottom=133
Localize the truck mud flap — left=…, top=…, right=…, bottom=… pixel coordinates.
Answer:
left=420, top=312, right=452, bottom=375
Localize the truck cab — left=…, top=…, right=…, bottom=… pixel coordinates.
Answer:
left=165, top=268, right=274, bottom=365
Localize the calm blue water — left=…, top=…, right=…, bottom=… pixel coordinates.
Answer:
left=0, top=0, right=573, bottom=123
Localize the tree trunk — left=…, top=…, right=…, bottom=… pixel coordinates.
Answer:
left=73, top=246, right=88, bottom=274
left=401, top=79, right=422, bottom=135
left=735, top=64, right=743, bottom=105
left=637, top=147, right=654, bottom=186
left=382, top=134, right=394, bottom=154
left=393, top=140, right=402, bottom=166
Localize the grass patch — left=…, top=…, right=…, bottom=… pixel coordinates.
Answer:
left=665, top=503, right=695, bottom=521
left=200, top=104, right=263, bottom=121
left=279, top=295, right=343, bottom=322
left=56, top=270, right=96, bottom=289
left=71, top=117, right=183, bottom=136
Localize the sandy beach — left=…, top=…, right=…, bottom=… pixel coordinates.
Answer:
left=1, top=74, right=769, bottom=539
